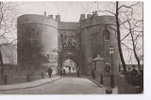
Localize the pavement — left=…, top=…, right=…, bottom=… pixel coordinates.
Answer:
left=0, top=76, right=60, bottom=91
left=0, top=77, right=106, bottom=94
left=0, top=76, right=118, bottom=94
left=84, top=75, right=118, bottom=94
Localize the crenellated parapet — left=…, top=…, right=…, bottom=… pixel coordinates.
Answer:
left=80, top=14, right=116, bottom=29
left=18, top=14, right=58, bottom=29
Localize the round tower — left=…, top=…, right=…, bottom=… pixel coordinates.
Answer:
left=17, top=14, right=58, bottom=68
left=80, top=15, right=120, bottom=87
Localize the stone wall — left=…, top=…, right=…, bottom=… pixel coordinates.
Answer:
left=80, top=15, right=120, bottom=87
left=16, top=14, right=58, bottom=82
left=0, top=64, right=49, bottom=85
left=0, top=44, right=17, bottom=64
left=17, top=14, right=58, bottom=67
left=5, top=13, right=121, bottom=85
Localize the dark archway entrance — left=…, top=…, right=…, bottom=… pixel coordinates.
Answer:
left=62, top=58, right=77, bottom=75
left=58, top=49, right=83, bottom=76
left=58, top=29, right=83, bottom=76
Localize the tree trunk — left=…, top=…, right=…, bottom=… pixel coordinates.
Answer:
left=128, top=21, right=141, bottom=70
left=0, top=49, right=4, bottom=79
left=115, top=1, right=127, bottom=72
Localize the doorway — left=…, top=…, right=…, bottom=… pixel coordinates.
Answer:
left=62, top=59, right=77, bottom=75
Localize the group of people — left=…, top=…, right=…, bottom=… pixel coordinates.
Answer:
left=130, top=67, right=143, bottom=86
left=47, top=66, right=80, bottom=78
left=57, top=66, right=80, bottom=77
left=126, top=66, right=143, bottom=88
left=59, top=68, right=66, bottom=76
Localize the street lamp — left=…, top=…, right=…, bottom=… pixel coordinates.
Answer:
left=109, top=46, right=115, bottom=88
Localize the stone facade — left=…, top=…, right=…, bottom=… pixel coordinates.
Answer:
left=17, top=14, right=58, bottom=67
left=16, top=13, right=120, bottom=85
left=0, top=43, right=17, bottom=64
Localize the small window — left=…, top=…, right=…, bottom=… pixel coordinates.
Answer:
left=103, top=29, right=110, bottom=41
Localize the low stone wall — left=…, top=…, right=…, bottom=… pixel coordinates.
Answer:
left=0, top=65, right=57, bottom=85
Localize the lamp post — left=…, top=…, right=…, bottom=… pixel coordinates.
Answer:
left=109, top=47, right=115, bottom=88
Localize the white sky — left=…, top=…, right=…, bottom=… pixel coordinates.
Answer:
left=16, top=1, right=99, bottom=22
left=3, top=1, right=143, bottom=64
left=15, top=1, right=142, bottom=21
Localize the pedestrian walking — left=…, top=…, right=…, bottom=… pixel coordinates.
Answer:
left=63, top=68, right=66, bottom=75
left=48, top=67, right=53, bottom=78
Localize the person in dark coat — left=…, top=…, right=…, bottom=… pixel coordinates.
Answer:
left=63, top=68, right=66, bottom=75
left=131, top=65, right=138, bottom=85
left=48, top=67, right=53, bottom=78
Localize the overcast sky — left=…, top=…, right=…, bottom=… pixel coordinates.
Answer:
left=16, top=2, right=98, bottom=21
left=4, top=1, right=143, bottom=64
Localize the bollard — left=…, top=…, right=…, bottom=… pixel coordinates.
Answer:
left=4, top=75, right=8, bottom=85
left=111, top=74, right=115, bottom=88
left=100, top=74, right=103, bottom=84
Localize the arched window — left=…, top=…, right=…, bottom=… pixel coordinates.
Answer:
left=103, top=29, right=110, bottom=41
left=105, top=63, right=111, bottom=73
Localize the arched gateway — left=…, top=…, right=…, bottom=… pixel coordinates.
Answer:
left=58, top=49, right=82, bottom=74
left=57, top=22, right=83, bottom=74
left=17, top=14, right=120, bottom=87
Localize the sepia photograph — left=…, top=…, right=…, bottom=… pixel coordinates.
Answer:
left=0, top=1, right=143, bottom=94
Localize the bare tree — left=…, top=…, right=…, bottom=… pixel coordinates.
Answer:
left=0, top=1, right=18, bottom=80
left=99, top=1, right=143, bottom=72
left=117, top=1, right=143, bottom=71
left=128, top=21, right=140, bottom=68
left=115, top=1, right=127, bottom=72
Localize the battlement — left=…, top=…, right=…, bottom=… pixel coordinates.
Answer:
left=18, top=14, right=58, bottom=28
left=79, top=11, right=98, bottom=21
left=80, top=14, right=116, bottom=29
left=43, top=11, right=61, bottom=22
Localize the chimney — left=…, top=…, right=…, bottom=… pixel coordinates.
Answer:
left=48, top=15, right=53, bottom=19
left=55, top=15, right=61, bottom=22
left=80, top=14, right=85, bottom=21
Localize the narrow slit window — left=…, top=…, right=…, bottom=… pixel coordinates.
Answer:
left=103, top=29, right=110, bottom=41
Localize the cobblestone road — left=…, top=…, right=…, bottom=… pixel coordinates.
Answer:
left=0, top=77, right=105, bottom=94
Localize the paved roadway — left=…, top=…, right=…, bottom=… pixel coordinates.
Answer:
left=0, top=77, right=105, bottom=94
